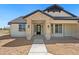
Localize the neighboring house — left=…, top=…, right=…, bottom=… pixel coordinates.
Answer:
left=8, top=4, right=79, bottom=40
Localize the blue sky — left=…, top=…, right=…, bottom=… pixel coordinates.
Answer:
left=0, top=4, right=79, bottom=28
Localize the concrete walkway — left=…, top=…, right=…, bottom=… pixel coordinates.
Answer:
left=28, top=35, right=48, bottom=55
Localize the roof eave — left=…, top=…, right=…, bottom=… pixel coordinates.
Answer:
left=8, top=22, right=26, bottom=25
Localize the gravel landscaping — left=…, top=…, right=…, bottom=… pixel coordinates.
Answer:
left=44, top=37, right=79, bottom=55
left=0, top=35, right=32, bottom=55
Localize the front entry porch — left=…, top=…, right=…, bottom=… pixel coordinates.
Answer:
left=26, top=22, right=79, bottom=40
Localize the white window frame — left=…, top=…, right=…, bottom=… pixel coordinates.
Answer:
left=54, top=24, right=63, bottom=37
left=55, top=24, right=62, bottom=34
left=19, top=23, right=26, bottom=31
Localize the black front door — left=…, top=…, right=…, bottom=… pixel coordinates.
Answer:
left=36, top=24, right=41, bottom=35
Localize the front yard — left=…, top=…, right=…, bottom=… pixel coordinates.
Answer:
left=0, top=30, right=9, bottom=36
left=0, top=35, right=32, bottom=55
left=44, top=37, right=79, bottom=55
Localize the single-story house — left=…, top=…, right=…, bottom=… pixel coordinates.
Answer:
left=8, top=4, right=79, bottom=40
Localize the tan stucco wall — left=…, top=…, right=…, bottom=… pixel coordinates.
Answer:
left=25, top=18, right=32, bottom=40
left=63, top=24, right=77, bottom=37
left=44, top=20, right=51, bottom=40
left=45, top=11, right=72, bottom=17
left=10, top=24, right=26, bottom=37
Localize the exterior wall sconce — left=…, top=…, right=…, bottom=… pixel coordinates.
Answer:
left=48, top=25, right=49, bottom=28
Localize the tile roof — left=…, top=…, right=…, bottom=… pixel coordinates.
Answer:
left=8, top=16, right=26, bottom=25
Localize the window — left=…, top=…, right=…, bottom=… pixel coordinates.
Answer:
left=19, top=24, right=26, bottom=31
left=55, top=24, right=62, bottom=33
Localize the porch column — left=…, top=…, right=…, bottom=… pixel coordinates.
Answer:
left=45, top=20, right=51, bottom=40
left=75, top=24, right=79, bottom=39
left=26, top=19, right=32, bottom=40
